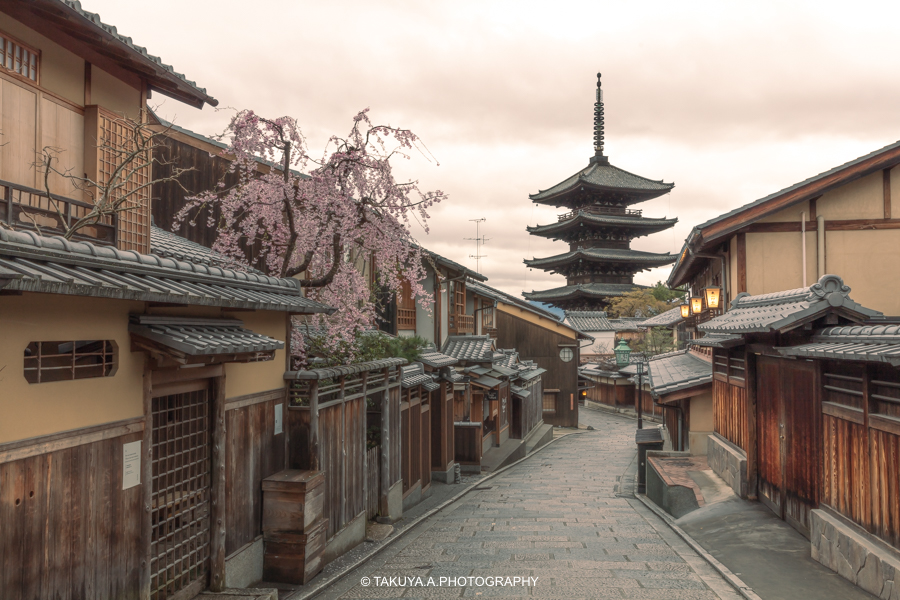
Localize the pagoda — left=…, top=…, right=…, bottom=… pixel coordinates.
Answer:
left=524, top=73, right=677, bottom=310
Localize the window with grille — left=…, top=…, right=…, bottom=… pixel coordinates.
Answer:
left=0, top=33, right=39, bottom=83
left=24, top=340, right=117, bottom=383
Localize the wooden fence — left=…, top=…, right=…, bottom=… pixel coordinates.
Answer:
left=366, top=446, right=381, bottom=520
left=286, top=359, right=403, bottom=540
left=712, top=378, right=748, bottom=452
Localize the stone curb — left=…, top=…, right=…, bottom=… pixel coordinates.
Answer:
left=635, top=493, right=763, bottom=600
left=290, top=428, right=590, bottom=600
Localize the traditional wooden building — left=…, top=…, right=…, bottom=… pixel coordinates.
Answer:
left=467, top=279, right=589, bottom=427
left=524, top=74, right=676, bottom=310
left=645, top=348, right=713, bottom=454
left=668, top=137, right=900, bottom=321
left=563, top=311, right=616, bottom=361
left=693, top=274, right=900, bottom=598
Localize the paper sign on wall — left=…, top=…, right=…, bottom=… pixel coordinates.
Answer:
left=274, top=404, right=283, bottom=435
left=123, top=441, right=141, bottom=490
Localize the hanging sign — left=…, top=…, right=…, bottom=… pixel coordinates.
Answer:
left=123, top=441, right=141, bottom=490
left=274, top=403, right=283, bottom=435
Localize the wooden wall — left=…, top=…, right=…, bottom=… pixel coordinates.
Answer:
left=821, top=362, right=900, bottom=549
left=496, top=311, right=578, bottom=427
left=712, top=378, right=748, bottom=452
left=0, top=418, right=144, bottom=599
left=584, top=377, right=631, bottom=408
left=430, top=383, right=454, bottom=474
left=224, top=390, right=286, bottom=556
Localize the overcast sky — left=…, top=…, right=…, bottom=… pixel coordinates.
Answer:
left=90, top=0, right=900, bottom=296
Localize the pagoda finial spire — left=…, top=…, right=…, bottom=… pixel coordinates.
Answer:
left=591, top=72, right=608, bottom=165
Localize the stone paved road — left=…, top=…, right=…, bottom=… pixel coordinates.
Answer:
left=314, top=409, right=741, bottom=600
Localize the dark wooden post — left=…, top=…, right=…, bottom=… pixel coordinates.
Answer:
left=140, top=362, right=153, bottom=600
left=209, top=374, right=227, bottom=592
left=310, top=380, right=320, bottom=471
left=339, top=375, right=347, bottom=528
left=360, top=372, right=369, bottom=508
left=380, top=368, right=391, bottom=517
left=745, top=353, right=758, bottom=500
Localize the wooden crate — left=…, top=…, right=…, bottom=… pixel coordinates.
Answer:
left=262, top=469, right=325, bottom=534
left=262, top=517, right=327, bottom=585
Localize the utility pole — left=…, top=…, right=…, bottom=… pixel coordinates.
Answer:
left=465, top=218, right=489, bottom=275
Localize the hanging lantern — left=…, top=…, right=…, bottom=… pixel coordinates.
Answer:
left=614, top=339, right=632, bottom=368
left=680, top=303, right=690, bottom=319
left=704, top=287, right=721, bottom=310
left=691, top=296, right=703, bottom=314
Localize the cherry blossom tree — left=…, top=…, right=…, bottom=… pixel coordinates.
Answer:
left=178, top=108, right=444, bottom=363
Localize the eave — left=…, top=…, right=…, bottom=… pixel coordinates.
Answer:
left=527, top=213, right=678, bottom=239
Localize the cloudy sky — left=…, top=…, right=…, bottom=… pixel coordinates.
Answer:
left=91, top=0, right=900, bottom=296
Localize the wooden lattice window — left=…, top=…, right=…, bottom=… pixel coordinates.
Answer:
left=397, top=278, right=416, bottom=330
left=24, top=340, right=117, bottom=383
left=96, top=108, right=151, bottom=254
left=0, top=32, right=39, bottom=83
left=482, top=302, right=494, bottom=329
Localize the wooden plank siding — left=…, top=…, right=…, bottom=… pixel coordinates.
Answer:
left=495, top=310, right=579, bottom=427
left=821, top=362, right=900, bottom=549
left=224, top=391, right=286, bottom=556
left=0, top=420, right=143, bottom=599
left=712, top=378, right=749, bottom=452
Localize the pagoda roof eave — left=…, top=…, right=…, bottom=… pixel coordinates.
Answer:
left=524, top=283, right=649, bottom=303
left=527, top=213, right=678, bottom=238
left=525, top=248, right=677, bottom=270
left=529, top=161, right=674, bottom=206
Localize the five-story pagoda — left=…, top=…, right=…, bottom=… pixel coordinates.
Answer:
left=524, top=74, right=677, bottom=310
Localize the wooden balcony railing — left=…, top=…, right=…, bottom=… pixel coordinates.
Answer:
left=398, top=307, right=416, bottom=330
left=449, top=313, right=474, bottom=335
left=0, top=179, right=117, bottom=245
left=559, top=205, right=642, bottom=222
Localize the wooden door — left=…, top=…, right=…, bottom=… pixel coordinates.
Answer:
left=757, top=356, right=784, bottom=516
left=756, top=356, right=819, bottom=535
left=150, top=382, right=212, bottom=600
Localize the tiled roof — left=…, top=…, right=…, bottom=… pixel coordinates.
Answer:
left=490, top=365, right=519, bottom=378
left=150, top=226, right=262, bottom=272
left=421, top=247, right=487, bottom=282
left=466, top=280, right=560, bottom=322
left=418, top=351, right=458, bottom=368
left=492, top=350, right=519, bottom=369
left=647, top=350, right=712, bottom=399
left=441, top=367, right=466, bottom=384
left=608, top=318, right=645, bottom=332
left=776, top=324, right=900, bottom=366
left=527, top=213, right=677, bottom=237
left=564, top=311, right=613, bottom=332
left=699, top=275, right=881, bottom=335
left=524, top=282, right=647, bottom=303
left=579, top=364, right=624, bottom=379
left=286, top=357, right=407, bottom=381
left=52, top=0, right=216, bottom=107
left=441, top=335, right=495, bottom=362
left=688, top=333, right=745, bottom=348
left=401, top=363, right=435, bottom=389
left=639, top=306, right=684, bottom=328
left=525, top=247, right=677, bottom=269
left=511, top=385, right=531, bottom=399
left=129, top=316, right=283, bottom=356
left=530, top=161, right=674, bottom=203
left=518, top=367, right=547, bottom=381
left=0, top=229, right=334, bottom=314
left=471, top=374, right=503, bottom=389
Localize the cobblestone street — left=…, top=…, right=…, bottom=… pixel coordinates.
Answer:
left=314, top=410, right=742, bottom=600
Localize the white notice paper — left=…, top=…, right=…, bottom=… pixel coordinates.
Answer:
left=274, top=404, right=283, bottom=435
left=123, top=440, right=141, bottom=490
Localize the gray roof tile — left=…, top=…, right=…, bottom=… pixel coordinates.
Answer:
left=699, top=275, right=880, bottom=335
left=0, top=229, right=334, bottom=314
left=639, top=306, right=685, bottom=328
left=525, top=247, right=676, bottom=269
left=524, top=282, right=647, bottom=303
left=564, top=311, right=613, bottom=331
left=129, top=316, right=283, bottom=356
left=418, top=351, right=458, bottom=368
left=688, top=333, right=745, bottom=348
left=647, top=350, right=712, bottom=398
left=286, top=357, right=407, bottom=381
left=527, top=212, right=677, bottom=236
left=776, top=323, right=900, bottom=366
left=441, top=335, right=495, bottom=362
left=530, top=161, right=674, bottom=203
left=151, top=226, right=261, bottom=272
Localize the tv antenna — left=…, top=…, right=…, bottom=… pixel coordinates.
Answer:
left=465, top=218, right=490, bottom=275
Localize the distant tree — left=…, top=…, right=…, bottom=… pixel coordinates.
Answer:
left=650, top=281, right=686, bottom=303
left=636, top=327, right=675, bottom=357
left=607, top=288, right=674, bottom=318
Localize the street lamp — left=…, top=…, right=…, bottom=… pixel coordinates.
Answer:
left=680, top=303, right=690, bottom=319
left=704, top=287, right=721, bottom=311
left=690, top=296, right=703, bottom=314
left=614, top=339, right=632, bottom=368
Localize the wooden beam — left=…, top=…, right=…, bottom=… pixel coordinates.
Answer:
left=809, top=196, right=818, bottom=221
left=885, top=169, right=892, bottom=220
left=736, top=233, right=747, bottom=294
left=140, top=361, right=152, bottom=600
left=746, top=354, right=758, bottom=500
left=209, top=375, right=227, bottom=592
left=310, top=380, right=320, bottom=471
left=0, top=416, right=144, bottom=464
left=83, top=61, right=91, bottom=106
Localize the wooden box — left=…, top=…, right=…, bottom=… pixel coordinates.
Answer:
left=263, top=517, right=327, bottom=585
left=262, top=469, right=325, bottom=534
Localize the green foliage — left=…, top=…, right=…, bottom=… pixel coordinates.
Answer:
left=636, top=327, right=675, bottom=357
left=307, top=330, right=428, bottom=367
left=607, top=288, right=675, bottom=318
left=650, top=281, right=686, bottom=303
